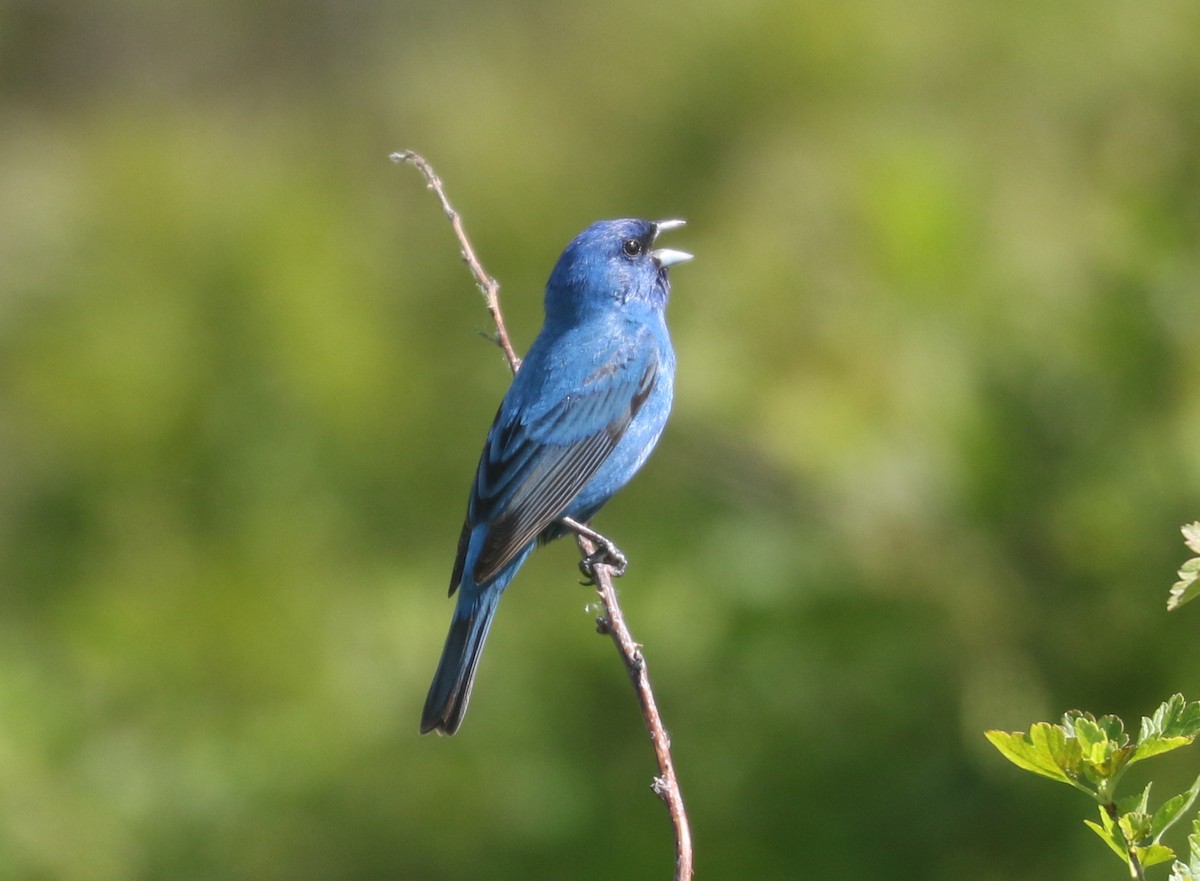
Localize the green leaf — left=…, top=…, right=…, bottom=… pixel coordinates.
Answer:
left=1151, top=776, right=1200, bottom=842
left=1184, top=522, right=1200, bottom=555
left=1086, top=809, right=1129, bottom=863
left=1136, top=696, right=1200, bottom=752
left=1093, top=714, right=1129, bottom=745
left=1138, top=844, right=1179, bottom=870
left=1133, top=695, right=1200, bottom=767
left=1131, top=736, right=1195, bottom=766
left=1169, top=560, right=1200, bottom=610
left=1120, top=810, right=1154, bottom=845
left=1033, top=720, right=1086, bottom=778
left=1168, top=522, right=1200, bottom=610
left=1072, top=714, right=1114, bottom=752
left=986, top=724, right=1079, bottom=787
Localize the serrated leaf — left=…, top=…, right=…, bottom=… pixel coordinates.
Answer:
left=1183, top=522, right=1200, bottom=555
left=1169, top=523, right=1200, bottom=610
left=1073, top=716, right=1112, bottom=765
left=1169, top=559, right=1200, bottom=610
left=1138, top=844, right=1179, bottom=869
left=1033, top=720, right=1085, bottom=776
left=1121, top=810, right=1154, bottom=844
left=1063, top=708, right=1096, bottom=730
left=1073, top=715, right=1111, bottom=751
left=1131, top=735, right=1195, bottom=765
left=1141, top=696, right=1185, bottom=741
left=1139, top=695, right=1200, bottom=743
left=1096, top=714, right=1129, bottom=743
left=986, top=725, right=1078, bottom=785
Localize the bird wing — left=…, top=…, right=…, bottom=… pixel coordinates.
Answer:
left=449, top=338, right=659, bottom=593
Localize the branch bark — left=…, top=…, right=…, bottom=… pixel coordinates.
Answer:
left=393, top=150, right=693, bottom=881
left=389, top=151, right=522, bottom=372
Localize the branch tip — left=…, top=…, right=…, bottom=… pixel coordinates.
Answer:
left=392, top=150, right=522, bottom=374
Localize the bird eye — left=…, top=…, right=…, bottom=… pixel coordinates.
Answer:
left=622, top=239, right=643, bottom=257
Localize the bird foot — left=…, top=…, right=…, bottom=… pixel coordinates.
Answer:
left=578, top=536, right=628, bottom=584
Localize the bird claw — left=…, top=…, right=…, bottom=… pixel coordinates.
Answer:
left=578, top=537, right=628, bottom=584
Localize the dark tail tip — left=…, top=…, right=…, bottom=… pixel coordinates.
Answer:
left=420, top=594, right=496, bottom=736
left=420, top=687, right=469, bottom=735
left=419, top=712, right=459, bottom=737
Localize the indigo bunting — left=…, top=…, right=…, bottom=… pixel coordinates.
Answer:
left=421, top=218, right=691, bottom=735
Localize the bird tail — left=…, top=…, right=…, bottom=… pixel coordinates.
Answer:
left=420, top=590, right=500, bottom=735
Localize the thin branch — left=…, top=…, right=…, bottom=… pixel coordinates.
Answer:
left=389, top=151, right=522, bottom=372
left=581, top=533, right=694, bottom=881
left=394, top=150, right=693, bottom=881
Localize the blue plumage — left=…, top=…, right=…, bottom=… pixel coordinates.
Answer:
left=421, top=218, right=691, bottom=735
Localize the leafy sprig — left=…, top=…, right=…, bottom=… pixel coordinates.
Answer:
left=987, top=696, right=1200, bottom=879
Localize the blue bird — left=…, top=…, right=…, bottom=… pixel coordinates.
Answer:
left=421, top=218, right=691, bottom=735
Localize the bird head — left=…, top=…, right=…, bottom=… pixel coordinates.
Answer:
left=545, top=218, right=692, bottom=321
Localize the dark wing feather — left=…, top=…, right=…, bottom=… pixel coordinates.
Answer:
left=447, top=518, right=471, bottom=596
left=449, top=346, right=658, bottom=592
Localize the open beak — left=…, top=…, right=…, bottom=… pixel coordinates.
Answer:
left=651, top=219, right=693, bottom=268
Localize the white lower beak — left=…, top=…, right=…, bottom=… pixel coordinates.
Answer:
left=652, top=247, right=694, bottom=268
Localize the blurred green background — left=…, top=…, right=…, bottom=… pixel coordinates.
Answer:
left=2, top=1, right=1199, bottom=879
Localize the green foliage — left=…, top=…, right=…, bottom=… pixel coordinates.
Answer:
left=1168, top=524, right=1200, bottom=611
left=988, top=697, right=1200, bottom=877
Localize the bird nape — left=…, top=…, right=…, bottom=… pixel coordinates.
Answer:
left=420, top=218, right=691, bottom=736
